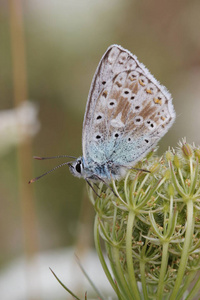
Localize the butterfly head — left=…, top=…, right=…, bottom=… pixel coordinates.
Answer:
left=68, top=157, right=85, bottom=179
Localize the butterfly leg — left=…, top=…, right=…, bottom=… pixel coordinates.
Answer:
left=131, top=167, right=151, bottom=173
left=85, top=178, right=101, bottom=197
left=93, top=182, right=100, bottom=189
left=90, top=174, right=118, bottom=197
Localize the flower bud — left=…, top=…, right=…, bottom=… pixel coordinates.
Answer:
left=174, top=155, right=181, bottom=169
left=166, top=151, right=173, bottom=161
left=150, top=162, right=160, bottom=173
left=164, top=169, right=171, bottom=180
left=182, top=143, right=193, bottom=158
left=194, top=149, right=200, bottom=160
left=168, top=183, right=175, bottom=196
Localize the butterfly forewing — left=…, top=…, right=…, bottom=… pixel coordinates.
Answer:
left=82, top=45, right=175, bottom=169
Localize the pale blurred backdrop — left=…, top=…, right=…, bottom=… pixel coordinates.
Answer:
left=1, top=0, right=200, bottom=299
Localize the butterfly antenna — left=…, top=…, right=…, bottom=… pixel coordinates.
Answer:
left=28, top=162, right=72, bottom=184
left=132, top=167, right=151, bottom=173
left=33, top=155, right=77, bottom=160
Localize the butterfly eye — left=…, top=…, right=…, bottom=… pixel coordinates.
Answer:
left=75, top=161, right=82, bottom=174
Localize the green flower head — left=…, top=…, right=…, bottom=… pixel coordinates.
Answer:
left=89, top=139, right=200, bottom=300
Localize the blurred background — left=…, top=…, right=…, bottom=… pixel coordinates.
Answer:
left=1, top=0, right=200, bottom=299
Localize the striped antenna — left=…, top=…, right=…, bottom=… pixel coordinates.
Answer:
left=33, top=155, right=77, bottom=160
left=29, top=162, right=72, bottom=184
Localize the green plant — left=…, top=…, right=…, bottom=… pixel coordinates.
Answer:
left=88, top=140, right=200, bottom=300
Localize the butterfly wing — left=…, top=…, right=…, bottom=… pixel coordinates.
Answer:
left=82, top=45, right=175, bottom=170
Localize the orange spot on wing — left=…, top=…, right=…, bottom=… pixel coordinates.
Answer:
left=153, top=98, right=162, bottom=105
left=139, top=79, right=145, bottom=86
left=146, top=89, right=153, bottom=94
left=128, top=74, right=136, bottom=81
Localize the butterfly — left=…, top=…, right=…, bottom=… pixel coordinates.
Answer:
left=30, top=45, right=175, bottom=187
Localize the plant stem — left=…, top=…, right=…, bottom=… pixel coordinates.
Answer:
left=175, top=271, right=197, bottom=300
left=185, top=273, right=200, bottom=300
left=94, top=216, right=123, bottom=300
left=106, top=244, right=129, bottom=300
left=111, top=246, right=135, bottom=300
left=140, top=259, right=148, bottom=300
left=169, top=199, right=194, bottom=299
left=156, top=241, right=169, bottom=299
left=126, top=210, right=141, bottom=300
